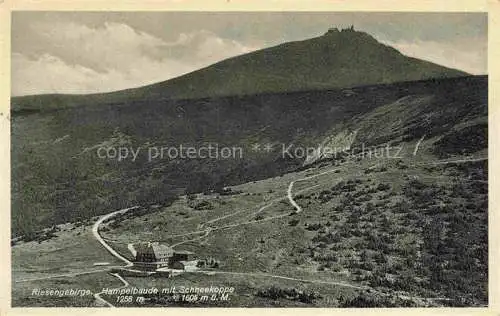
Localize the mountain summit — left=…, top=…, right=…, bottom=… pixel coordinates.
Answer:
left=130, top=27, right=467, bottom=99
left=13, top=28, right=468, bottom=110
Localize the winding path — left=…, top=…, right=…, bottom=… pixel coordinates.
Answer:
left=91, top=206, right=139, bottom=307
left=429, top=156, right=487, bottom=165
left=172, top=168, right=338, bottom=247
left=287, top=168, right=340, bottom=213
left=14, top=268, right=119, bottom=283
left=94, top=273, right=129, bottom=307
left=91, top=206, right=140, bottom=266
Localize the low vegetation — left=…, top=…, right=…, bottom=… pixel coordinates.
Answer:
left=256, top=286, right=321, bottom=304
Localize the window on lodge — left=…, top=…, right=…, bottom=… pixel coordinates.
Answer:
left=137, top=253, right=157, bottom=262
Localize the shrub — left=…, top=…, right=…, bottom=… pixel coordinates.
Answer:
left=192, top=200, right=213, bottom=211
left=376, top=183, right=391, bottom=191
left=288, top=219, right=300, bottom=226
left=256, top=286, right=320, bottom=304
left=339, top=292, right=416, bottom=307
left=305, top=223, right=323, bottom=231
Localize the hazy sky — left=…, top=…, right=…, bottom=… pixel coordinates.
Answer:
left=11, top=12, right=487, bottom=96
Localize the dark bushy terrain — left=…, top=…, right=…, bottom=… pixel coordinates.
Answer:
left=433, top=123, right=487, bottom=157
left=293, top=161, right=487, bottom=305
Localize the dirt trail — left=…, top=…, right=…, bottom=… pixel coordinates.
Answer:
left=91, top=206, right=140, bottom=266
left=94, top=273, right=129, bottom=307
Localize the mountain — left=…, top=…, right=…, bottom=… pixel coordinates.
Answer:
left=10, top=28, right=487, bottom=308
left=12, top=28, right=468, bottom=112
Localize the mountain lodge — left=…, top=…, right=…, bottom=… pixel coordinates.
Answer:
left=133, top=242, right=194, bottom=271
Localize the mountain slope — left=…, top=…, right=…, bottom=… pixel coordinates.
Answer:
left=12, top=76, right=488, bottom=307
left=11, top=75, right=487, bottom=238
left=12, top=28, right=468, bottom=111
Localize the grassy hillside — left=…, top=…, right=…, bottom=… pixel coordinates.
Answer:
left=11, top=28, right=467, bottom=112
left=101, top=152, right=487, bottom=307
left=13, top=135, right=487, bottom=306
left=11, top=75, right=487, bottom=239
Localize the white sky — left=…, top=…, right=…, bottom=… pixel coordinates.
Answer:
left=11, top=12, right=487, bottom=96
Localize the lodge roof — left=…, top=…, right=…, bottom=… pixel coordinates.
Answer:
left=134, top=242, right=193, bottom=258
left=135, top=242, right=173, bottom=258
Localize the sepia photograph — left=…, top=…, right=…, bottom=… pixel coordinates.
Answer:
left=7, top=9, right=490, bottom=309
